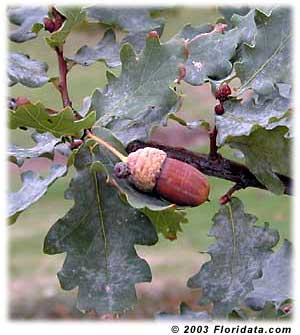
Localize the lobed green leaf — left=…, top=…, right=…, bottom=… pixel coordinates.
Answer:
left=91, top=35, right=185, bottom=145
left=8, top=52, right=49, bottom=88
left=44, top=145, right=158, bottom=315
left=245, top=240, right=292, bottom=310
left=188, top=198, right=279, bottom=318
left=8, top=132, right=61, bottom=167
left=8, top=6, right=48, bottom=42
left=68, top=29, right=121, bottom=68
left=9, top=101, right=96, bottom=138
left=8, top=164, right=67, bottom=224
left=85, top=7, right=163, bottom=32
left=235, top=7, right=291, bottom=97
left=182, top=10, right=257, bottom=86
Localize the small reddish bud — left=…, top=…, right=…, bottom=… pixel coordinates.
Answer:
left=282, top=305, right=292, bottom=314
left=15, top=96, right=30, bottom=107
left=214, top=104, right=225, bottom=115
left=52, top=7, right=65, bottom=31
left=54, top=16, right=64, bottom=31
left=166, top=233, right=177, bottom=241
left=147, top=30, right=159, bottom=39
left=43, top=17, right=56, bottom=33
left=213, top=23, right=228, bottom=34
left=215, top=83, right=231, bottom=102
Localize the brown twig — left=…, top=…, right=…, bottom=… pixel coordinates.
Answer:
left=209, top=126, right=220, bottom=161
left=126, top=140, right=292, bottom=196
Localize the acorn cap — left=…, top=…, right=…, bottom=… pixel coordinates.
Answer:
left=127, top=147, right=167, bottom=192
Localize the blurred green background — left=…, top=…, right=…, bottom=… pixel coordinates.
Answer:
left=9, top=7, right=290, bottom=319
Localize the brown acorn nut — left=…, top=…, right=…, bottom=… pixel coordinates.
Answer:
left=126, top=147, right=210, bottom=206
left=87, top=132, right=210, bottom=207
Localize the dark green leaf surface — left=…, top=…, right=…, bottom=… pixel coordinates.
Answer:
left=68, top=29, right=121, bottom=68
left=235, top=8, right=291, bottom=97
left=188, top=198, right=279, bottom=318
left=9, top=102, right=96, bottom=138
left=8, top=52, right=49, bottom=88
left=86, top=7, right=163, bottom=32
left=92, top=35, right=185, bottom=145
left=44, top=145, right=158, bottom=314
left=46, top=7, right=86, bottom=48
left=8, top=6, right=48, bottom=42
left=157, top=303, right=211, bottom=320
left=8, top=132, right=61, bottom=167
left=183, top=10, right=256, bottom=86
left=245, top=240, right=292, bottom=310
left=8, top=164, right=67, bottom=224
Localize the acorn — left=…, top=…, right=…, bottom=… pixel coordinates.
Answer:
left=87, top=132, right=210, bottom=207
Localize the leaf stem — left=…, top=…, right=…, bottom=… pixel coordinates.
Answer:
left=86, top=131, right=128, bottom=163
left=219, top=184, right=242, bottom=205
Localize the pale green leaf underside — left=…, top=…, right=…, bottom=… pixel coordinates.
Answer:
left=142, top=207, right=188, bottom=240
left=9, top=102, right=96, bottom=138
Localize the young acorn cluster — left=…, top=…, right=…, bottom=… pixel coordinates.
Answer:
left=88, top=133, right=210, bottom=207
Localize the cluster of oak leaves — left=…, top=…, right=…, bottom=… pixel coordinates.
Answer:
left=8, top=6, right=292, bottom=319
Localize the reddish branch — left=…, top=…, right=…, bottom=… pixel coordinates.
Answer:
left=126, top=140, right=292, bottom=196
left=46, top=7, right=71, bottom=109
left=56, top=46, right=72, bottom=108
